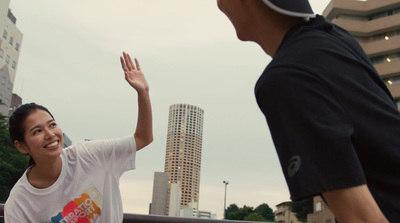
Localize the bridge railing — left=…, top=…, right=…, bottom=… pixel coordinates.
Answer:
left=0, top=204, right=261, bottom=223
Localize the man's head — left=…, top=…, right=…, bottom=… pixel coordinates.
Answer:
left=217, top=0, right=314, bottom=55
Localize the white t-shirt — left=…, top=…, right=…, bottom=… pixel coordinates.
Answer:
left=4, top=135, right=137, bottom=223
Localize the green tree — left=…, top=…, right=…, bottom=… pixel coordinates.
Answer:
left=255, top=203, right=275, bottom=221
left=244, top=212, right=267, bottom=222
left=236, top=205, right=254, bottom=220
left=289, top=197, right=313, bottom=223
left=225, top=203, right=239, bottom=219
left=0, top=113, right=29, bottom=203
left=226, top=204, right=254, bottom=220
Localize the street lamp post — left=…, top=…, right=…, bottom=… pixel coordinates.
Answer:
left=223, top=180, right=229, bottom=219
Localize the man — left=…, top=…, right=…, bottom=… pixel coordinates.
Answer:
left=217, top=0, right=400, bottom=222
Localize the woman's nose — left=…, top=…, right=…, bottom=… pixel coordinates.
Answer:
left=44, top=128, right=56, bottom=138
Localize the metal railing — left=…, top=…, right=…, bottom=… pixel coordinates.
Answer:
left=0, top=204, right=260, bottom=223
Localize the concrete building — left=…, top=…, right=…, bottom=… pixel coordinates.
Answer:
left=0, top=0, right=23, bottom=115
left=180, top=201, right=198, bottom=218
left=164, top=103, right=204, bottom=209
left=323, top=0, right=400, bottom=110
left=307, top=196, right=335, bottom=223
left=180, top=202, right=217, bottom=219
left=274, top=201, right=301, bottom=223
left=8, top=92, right=21, bottom=115
left=168, top=182, right=182, bottom=217
left=63, top=133, right=72, bottom=148
left=150, top=172, right=169, bottom=216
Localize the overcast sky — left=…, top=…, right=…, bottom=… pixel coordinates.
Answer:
left=9, top=0, right=331, bottom=219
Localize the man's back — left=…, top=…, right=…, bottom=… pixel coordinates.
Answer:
left=255, top=15, right=400, bottom=221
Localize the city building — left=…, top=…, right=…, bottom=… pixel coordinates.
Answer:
left=180, top=202, right=217, bottom=219
left=307, top=196, right=335, bottom=223
left=323, top=0, right=400, bottom=110
left=0, top=0, right=23, bottom=115
left=150, top=172, right=169, bottom=215
left=8, top=92, right=21, bottom=115
left=274, top=201, right=301, bottom=223
left=164, top=103, right=204, bottom=210
left=168, top=182, right=182, bottom=217
left=63, top=133, right=72, bottom=148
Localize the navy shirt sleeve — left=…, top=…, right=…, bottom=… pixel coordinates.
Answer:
left=255, top=66, right=367, bottom=200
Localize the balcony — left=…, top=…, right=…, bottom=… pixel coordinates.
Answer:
left=374, top=59, right=400, bottom=77
left=331, top=13, right=400, bottom=36
left=387, top=84, right=400, bottom=98
left=361, top=35, right=400, bottom=57
left=324, top=0, right=400, bottom=19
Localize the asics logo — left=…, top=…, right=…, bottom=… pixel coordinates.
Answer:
left=288, top=156, right=301, bottom=177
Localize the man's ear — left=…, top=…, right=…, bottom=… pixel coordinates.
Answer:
left=14, top=140, right=29, bottom=154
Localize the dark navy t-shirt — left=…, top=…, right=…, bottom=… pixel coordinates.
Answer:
left=255, top=15, right=400, bottom=221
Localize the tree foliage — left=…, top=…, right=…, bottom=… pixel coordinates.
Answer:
left=244, top=212, right=267, bottom=222
left=225, top=203, right=275, bottom=222
left=0, top=114, right=29, bottom=203
left=289, top=197, right=314, bottom=223
left=255, top=203, right=275, bottom=221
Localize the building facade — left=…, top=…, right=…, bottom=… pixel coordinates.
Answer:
left=150, top=172, right=169, bottom=215
left=307, top=196, right=335, bottom=223
left=323, top=0, right=400, bottom=110
left=164, top=103, right=204, bottom=209
left=0, top=0, right=23, bottom=115
left=274, top=201, right=301, bottom=223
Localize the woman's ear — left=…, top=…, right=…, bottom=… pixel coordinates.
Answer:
left=14, top=140, right=29, bottom=154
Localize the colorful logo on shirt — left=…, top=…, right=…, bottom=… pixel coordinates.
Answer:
left=42, top=187, right=103, bottom=223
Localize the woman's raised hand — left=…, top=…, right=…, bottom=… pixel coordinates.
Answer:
left=120, top=52, right=149, bottom=94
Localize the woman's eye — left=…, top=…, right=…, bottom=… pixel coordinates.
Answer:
left=33, top=130, right=41, bottom=135
left=50, top=122, right=57, bottom=127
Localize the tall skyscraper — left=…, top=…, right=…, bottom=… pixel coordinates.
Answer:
left=323, top=0, right=400, bottom=110
left=0, top=0, right=23, bottom=115
left=164, top=103, right=204, bottom=209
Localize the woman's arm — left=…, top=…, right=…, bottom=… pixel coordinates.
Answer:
left=120, top=52, right=153, bottom=151
left=323, top=184, right=388, bottom=223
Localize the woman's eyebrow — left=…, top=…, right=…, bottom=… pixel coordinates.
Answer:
left=28, top=119, right=54, bottom=133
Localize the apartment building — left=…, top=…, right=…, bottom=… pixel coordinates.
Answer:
left=323, top=0, right=400, bottom=110
left=274, top=201, right=301, bottom=223
left=0, top=0, right=23, bottom=115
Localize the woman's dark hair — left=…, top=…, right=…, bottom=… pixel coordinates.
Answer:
left=9, top=103, right=55, bottom=166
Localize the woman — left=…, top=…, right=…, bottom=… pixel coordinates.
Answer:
left=4, top=52, right=153, bottom=222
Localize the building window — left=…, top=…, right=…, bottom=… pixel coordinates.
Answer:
left=1, top=77, right=5, bottom=85
left=370, top=53, right=400, bottom=65
left=12, top=61, right=16, bottom=69
left=368, top=7, right=400, bottom=21
left=0, top=49, right=3, bottom=58
left=316, top=202, right=322, bottom=212
left=6, top=55, right=10, bottom=64
left=383, top=75, right=400, bottom=86
left=8, top=82, right=12, bottom=90
left=3, top=30, right=7, bottom=39
left=9, top=36, right=14, bottom=46
left=15, top=42, right=20, bottom=51
left=4, top=98, right=9, bottom=106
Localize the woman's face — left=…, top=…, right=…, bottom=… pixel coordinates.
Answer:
left=16, top=109, right=64, bottom=164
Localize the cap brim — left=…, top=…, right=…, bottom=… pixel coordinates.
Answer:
left=262, top=0, right=315, bottom=18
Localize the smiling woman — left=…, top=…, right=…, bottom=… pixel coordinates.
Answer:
left=3, top=52, right=153, bottom=223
